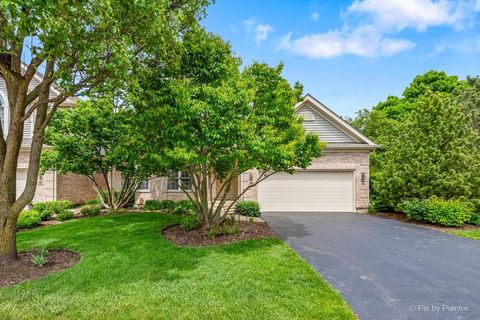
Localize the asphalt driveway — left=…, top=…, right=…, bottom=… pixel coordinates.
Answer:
left=263, top=212, right=480, bottom=320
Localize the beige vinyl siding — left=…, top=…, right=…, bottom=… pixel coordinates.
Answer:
left=297, top=105, right=355, bottom=143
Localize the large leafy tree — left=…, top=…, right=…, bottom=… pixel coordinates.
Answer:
left=135, top=30, right=323, bottom=228
left=374, top=92, right=480, bottom=210
left=348, top=70, right=468, bottom=209
left=0, top=0, right=209, bottom=263
left=41, top=98, right=148, bottom=210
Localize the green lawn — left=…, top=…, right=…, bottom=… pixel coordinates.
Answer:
left=0, top=213, right=355, bottom=320
left=448, top=230, right=480, bottom=240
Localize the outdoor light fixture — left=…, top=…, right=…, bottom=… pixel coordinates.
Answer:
left=361, top=173, right=367, bottom=185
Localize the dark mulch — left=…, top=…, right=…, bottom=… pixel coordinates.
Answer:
left=0, top=249, right=80, bottom=288
left=163, top=221, right=276, bottom=246
left=371, top=211, right=480, bottom=233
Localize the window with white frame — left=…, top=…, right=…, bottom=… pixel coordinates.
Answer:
left=167, top=171, right=191, bottom=191
left=137, top=179, right=150, bottom=192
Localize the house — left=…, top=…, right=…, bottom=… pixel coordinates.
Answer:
left=0, top=72, right=99, bottom=204
left=136, top=94, right=378, bottom=213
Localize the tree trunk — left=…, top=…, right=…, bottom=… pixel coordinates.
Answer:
left=0, top=209, right=18, bottom=264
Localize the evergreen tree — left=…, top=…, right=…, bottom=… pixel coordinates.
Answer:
left=374, top=92, right=480, bottom=210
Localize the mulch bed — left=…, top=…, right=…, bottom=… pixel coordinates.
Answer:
left=0, top=249, right=80, bottom=288
left=163, top=221, right=276, bottom=246
left=370, top=211, right=480, bottom=233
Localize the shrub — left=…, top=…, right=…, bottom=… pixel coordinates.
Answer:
left=31, top=245, right=48, bottom=267
left=469, top=213, right=480, bottom=226
left=56, top=210, right=75, bottom=221
left=403, top=197, right=473, bottom=227
left=33, top=200, right=72, bottom=221
left=159, top=199, right=176, bottom=210
left=80, top=205, right=101, bottom=217
left=144, top=199, right=162, bottom=210
left=180, top=214, right=199, bottom=231
left=173, top=200, right=195, bottom=215
left=235, top=201, right=261, bottom=217
left=17, top=210, right=41, bottom=229
left=85, top=197, right=101, bottom=206
left=207, top=223, right=240, bottom=239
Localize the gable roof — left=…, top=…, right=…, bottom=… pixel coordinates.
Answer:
left=296, top=94, right=378, bottom=150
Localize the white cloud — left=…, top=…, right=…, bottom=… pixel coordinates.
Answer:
left=243, top=18, right=273, bottom=46
left=347, top=0, right=467, bottom=31
left=255, top=24, right=273, bottom=45
left=311, top=11, right=320, bottom=21
left=278, top=25, right=416, bottom=59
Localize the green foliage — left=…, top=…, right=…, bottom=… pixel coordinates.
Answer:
left=80, top=205, right=102, bottom=217
left=180, top=214, right=199, bottom=231
left=348, top=71, right=479, bottom=211
left=173, top=200, right=195, bottom=216
left=373, top=93, right=480, bottom=209
left=143, top=200, right=162, bottom=211
left=32, top=200, right=72, bottom=221
left=207, top=223, right=240, bottom=239
left=31, top=245, right=49, bottom=267
left=41, top=99, right=149, bottom=210
left=143, top=199, right=177, bottom=211
left=136, top=28, right=323, bottom=228
left=235, top=201, right=261, bottom=217
left=16, top=210, right=42, bottom=229
left=56, top=210, right=75, bottom=221
left=403, top=197, right=473, bottom=227
left=85, top=197, right=102, bottom=206
left=469, top=213, right=480, bottom=227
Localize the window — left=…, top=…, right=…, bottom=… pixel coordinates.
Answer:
left=137, top=180, right=150, bottom=192
left=167, top=171, right=191, bottom=191
left=0, top=94, right=5, bottom=132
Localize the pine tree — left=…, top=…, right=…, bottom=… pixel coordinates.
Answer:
left=374, top=92, right=480, bottom=210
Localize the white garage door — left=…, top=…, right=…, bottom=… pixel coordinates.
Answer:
left=258, top=171, right=354, bottom=212
left=16, top=169, right=27, bottom=199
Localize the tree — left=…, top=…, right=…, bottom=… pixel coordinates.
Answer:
left=135, top=29, right=323, bottom=228
left=0, top=0, right=209, bottom=263
left=373, top=92, right=480, bottom=210
left=41, top=98, right=148, bottom=210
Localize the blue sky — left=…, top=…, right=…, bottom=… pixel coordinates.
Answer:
left=202, top=0, right=480, bottom=117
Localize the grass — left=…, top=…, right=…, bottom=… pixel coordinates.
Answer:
left=0, top=213, right=355, bottom=320
left=448, top=230, right=480, bottom=240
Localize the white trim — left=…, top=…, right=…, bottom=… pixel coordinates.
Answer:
left=0, top=90, right=8, bottom=133
left=137, top=179, right=150, bottom=192
left=296, top=94, right=378, bottom=148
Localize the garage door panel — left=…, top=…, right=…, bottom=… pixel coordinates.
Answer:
left=258, top=171, right=354, bottom=212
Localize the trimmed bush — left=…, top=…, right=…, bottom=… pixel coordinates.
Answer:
left=235, top=201, right=261, bottom=217
left=144, top=200, right=162, bottom=210
left=33, top=200, right=72, bottom=221
left=80, top=205, right=102, bottom=217
left=17, top=210, right=41, bottom=229
left=57, top=210, right=75, bottom=221
left=469, top=213, right=480, bottom=226
left=159, top=199, right=176, bottom=210
left=180, top=214, right=199, bottom=231
left=172, top=200, right=195, bottom=215
left=403, top=197, right=473, bottom=227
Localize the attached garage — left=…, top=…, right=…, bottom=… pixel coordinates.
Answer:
left=258, top=171, right=355, bottom=212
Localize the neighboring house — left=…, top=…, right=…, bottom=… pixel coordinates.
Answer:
left=136, top=94, right=378, bottom=213
left=0, top=72, right=98, bottom=204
